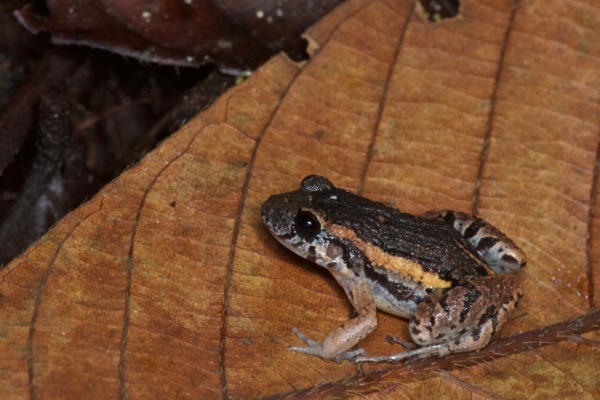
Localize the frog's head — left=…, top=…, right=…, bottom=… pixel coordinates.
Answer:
left=261, top=176, right=341, bottom=266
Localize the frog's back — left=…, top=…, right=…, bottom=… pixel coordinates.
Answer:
left=317, top=188, right=492, bottom=284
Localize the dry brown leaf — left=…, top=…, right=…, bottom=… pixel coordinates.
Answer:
left=2, top=0, right=600, bottom=398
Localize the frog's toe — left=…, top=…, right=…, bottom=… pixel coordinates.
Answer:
left=334, top=348, right=366, bottom=363
left=386, top=335, right=417, bottom=350
left=289, top=327, right=366, bottom=363
left=290, top=327, right=318, bottom=346
left=288, top=344, right=321, bottom=356
left=288, top=342, right=324, bottom=357
left=289, top=327, right=325, bottom=357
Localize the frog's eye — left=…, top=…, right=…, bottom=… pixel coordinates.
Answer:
left=294, top=210, right=321, bottom=240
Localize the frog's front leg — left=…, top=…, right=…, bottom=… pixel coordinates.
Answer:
left=422, top=210, right=527, bottom=274
left=352, top=275, right=522, bottom=363
left=290, top=278, right=378, bottom=362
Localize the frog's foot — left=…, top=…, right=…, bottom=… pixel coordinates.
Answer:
left=289, top=327, right=366, bottom=362
left=386, top=335, right=418, bottom=350
left=350, top=343, right=449, bottom=363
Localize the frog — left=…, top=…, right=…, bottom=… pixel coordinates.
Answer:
left=260, top=175, right=526, bottom=363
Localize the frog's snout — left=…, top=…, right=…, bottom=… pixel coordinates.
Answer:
left=260, top=196, right=280, bottom=223
left=260, top=199, right=270, bottom=223
left=261, top=196, right=296, bottom=237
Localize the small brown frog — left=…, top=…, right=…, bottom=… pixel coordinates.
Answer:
left=261, top=176, right=526, bottom=363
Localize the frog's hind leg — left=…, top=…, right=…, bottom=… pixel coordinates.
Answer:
left=422, top=210, right=526, bottom=274
left=351, top=275, right=523, bottom=363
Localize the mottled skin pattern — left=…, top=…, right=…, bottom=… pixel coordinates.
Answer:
left=261, top=176, right=526, bottom=363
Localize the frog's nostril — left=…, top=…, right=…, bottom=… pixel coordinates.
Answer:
left=261, top=206, right=282, bottom=224
left=260, top=207, right=270, bottom=222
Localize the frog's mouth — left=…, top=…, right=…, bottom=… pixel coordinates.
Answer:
left=274, top=232, right=348, bottom=274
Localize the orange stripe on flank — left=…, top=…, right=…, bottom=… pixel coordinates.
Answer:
left=329, top=225, right=452, bottom=289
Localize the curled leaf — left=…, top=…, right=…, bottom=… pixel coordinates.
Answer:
left=15, top=0, right=343, bottom=72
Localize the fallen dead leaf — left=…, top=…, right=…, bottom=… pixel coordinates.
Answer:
left=1, top=0, right=600, bottom=398
left=15, top=0, right=342, bottom=72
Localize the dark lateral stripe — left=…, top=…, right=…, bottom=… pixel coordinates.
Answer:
left=463, top=221, right=483, bottom=239
left=363, top=261, right=416, bottom=301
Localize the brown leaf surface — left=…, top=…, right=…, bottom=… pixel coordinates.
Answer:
left=2, top=0, right=600, bottom=398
